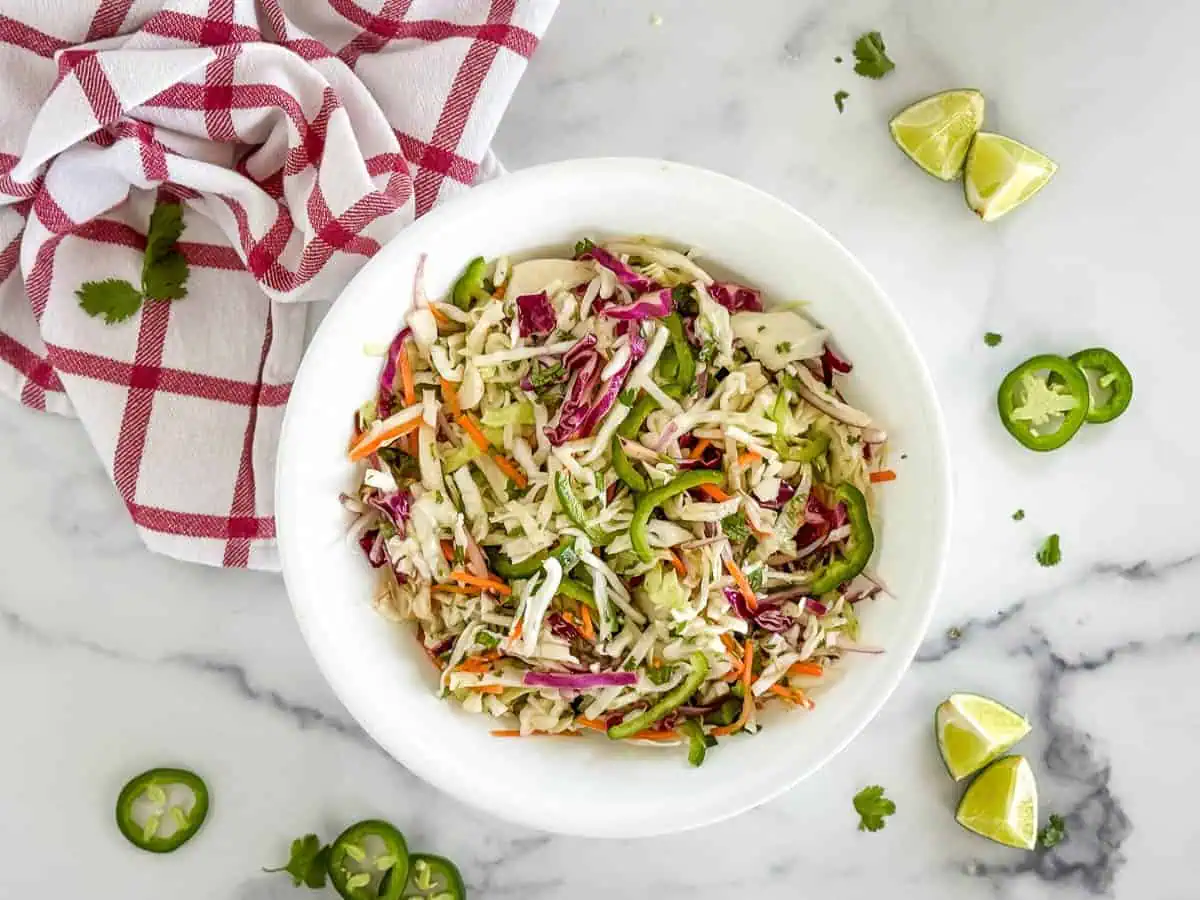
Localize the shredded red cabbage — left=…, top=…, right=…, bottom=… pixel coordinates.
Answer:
left=580, top=245, right=658, bottom=293
left=599, top=288, right=674, bottom=321
left=366, top=490, right=412, bottom=535
left=708, top=282, right=764, bottom=312
left=546, top=612, right=582, bottom=642
left=821, top=344, right=853, bottom=386
left=575, top=333, right=646, bottom=437
left=723, top=587, right=794, bottom=634
left=523, top=670, right=639, bottom=689
left=376, top=327, right=411, bottom=419
left=358, top=528, right=388, bottom=568
left=516, top=291, right=557, bottom=337
left=759, top=480, right=797, bottom=511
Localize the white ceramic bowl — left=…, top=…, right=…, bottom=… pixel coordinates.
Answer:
left=276, top=158, right=951, bottom=837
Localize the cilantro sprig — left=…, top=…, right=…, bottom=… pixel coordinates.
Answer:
left=264, top=833, right=330, bottom=889
left=853, top=784, right=896, bottom=832
left=76, top=199, right=190, bottom=325
left=1038, top=813, right=1067, bottom=849
left=852, top=31, right=895, bottom=79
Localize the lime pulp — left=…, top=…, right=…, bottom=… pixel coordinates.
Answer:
left=956, top=755, right=1039, bottom=849
left=889, top=90, right=985, bottom=181
left=964, top=132, right=1057, bottom=222
left=936, top=692, right=1031, bottom=781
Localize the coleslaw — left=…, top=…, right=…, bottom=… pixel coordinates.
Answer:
left=342, top=238, right=892, bottom=764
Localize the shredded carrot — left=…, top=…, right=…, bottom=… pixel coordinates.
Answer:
left=787, top=662, right=824, bottom=678
left=724, top=557, right=759, bottom=611
left=347, top=415, right=424, bottom=462
left=456, top=413, right=491, bottom=452
left=713, top=640, right=754, bottom=736
left=469, top=684, right=505, bottom=694
left=668, top=550, right=687, bottom=577
left=769, top=683, right=814, bottom=709
left=689, top=438, right=712, bottom=460
left=574, top=717, right=607, bottom=731
left=439, top=377, right=461, bottom=417
left=628, top=729, right=682, bottom=742
left=449, top=570, right=511, bottom=595
left=491, top=454, right=529, bottom=488
left=509, top=620, right=523, bottom=642
left=870, top=469, right=897, bottom=484
left=429, top=305, right=451, bottom=326
left=440, top=539, right=455, bottom=562
left=455, top=658, right=489, bottom=674
left=579, top=604, right=595, bottom=641
left=399, top=341, right=416, bottom=407
left=720, top=633, right=743, bottom=662
left=490, top=730, right=581, bottom=738
left=435, top=584, right=480, bottom=595
left=737, top=450, right=762, bottom=467
left=698, top=483, right=731, bottom=502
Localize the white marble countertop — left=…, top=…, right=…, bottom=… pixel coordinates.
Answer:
left=3, top=1, right=1198, bottom=897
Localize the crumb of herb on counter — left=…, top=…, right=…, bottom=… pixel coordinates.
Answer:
left=834, top=90, right=850, bottom=113
left=984, top=332, right=1003, bottom=347
left=649, top=12, right=662, bottom=26
left=834, top=55, right=843, bottom=63
left=853, top=785, right=896, bottom=832
left=852, top=31, right=894, bottom=79
left=1012, top=509, right=1026, bottom=521
left=1038, top=813, right=1067, bottom=849
left=1036, top=534, right=1061, bottom=567
left=947, top=626, right=962, bottom=640
left=264, top=834, right=330, bottom=889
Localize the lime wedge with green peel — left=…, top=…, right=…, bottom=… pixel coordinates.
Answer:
left=936, top=692, right=1031, bottom=780
left=956, top=755, right=1039, bottom=849
left=964, top=133, right=1057, bottom=222
left=889, top=90, right=985, bottom=180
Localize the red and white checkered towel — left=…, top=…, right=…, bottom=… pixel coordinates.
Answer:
left=0, top=0, right=556, bottom=569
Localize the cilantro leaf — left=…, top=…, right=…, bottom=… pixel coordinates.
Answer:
left=143, top=201, right=185, bottom=264
left=745, top=565, right=765, bottom=592
left=984, top=332, right=1003, bottom=347
left=853, top=784, right=896, bottom=832
left=141, top=201, right=190, bottom=300
left=264, top=834, right=330, bottom=889
left=1036, top=534, right=1061, bottom=567
left=1038, top=813, right=1067, bottom=849
left=573, top=237, right=595, bottom=258
left=852, top=31, right=894, bottom=79
left=834, top=90, right=850, bottom=113
left=646, top=665, right=675, bottom=685
left=1012, top=509, right=1025, bottom=521
left=721, top=514, right=750, bottom=543
left=76, top=279, right=143, bottom=324
left=142, top=249, right=189, bottom=300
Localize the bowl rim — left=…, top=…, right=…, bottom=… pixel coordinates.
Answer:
left=276, top=157, right=952, bottom=836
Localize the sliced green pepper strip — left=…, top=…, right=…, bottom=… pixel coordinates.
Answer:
left=809, top=483, right=875, bottom=595
left=608, top=651, right=710, bottom=739
left=996, top=354, right=1090, bottom=452
left=489, top=539, right=577, bottom=580
left=662, top=313, right=696, bottom=391
left=705, top=697, right=742, bottom=727
left=774, top=430, right=830, bottom=463
left=678, top=719, right=715, bottom=767
left=1069, top=347, right=1133, bottom=424
left=620, top=393, right=659, bottom=439
left=328, top=819, right=409, bottom=900
left=630, top=470, right=723, bottom=562
left=555, top=576, right=598, bottom=611
left=554, top=472, right=611, bottom=545
left=451, top=257, right=491, bottom=310
left=115, top=767, right=209, bottom=853
left=611, top=436, right=649, bottom=493
left=398, top=853, right=466, bottom=900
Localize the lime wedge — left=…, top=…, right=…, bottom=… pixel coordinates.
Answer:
left=956, top=755, right=1039, bottom=849
left=964, top=133, right=1057, bottom=222
left=889, top=90, right=985, bottom=180
left=936, top=692, right=1031, bottom=781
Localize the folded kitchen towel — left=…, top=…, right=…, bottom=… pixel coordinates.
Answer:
left=0, top=0, right=556, bottom=569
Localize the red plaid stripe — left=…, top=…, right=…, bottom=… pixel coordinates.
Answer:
left=0, top=0, right=553, bottom=569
